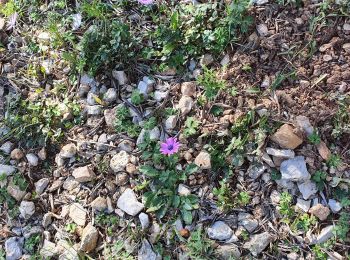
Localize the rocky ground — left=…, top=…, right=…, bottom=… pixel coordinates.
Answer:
left=0, top=0, right=349, bottom=259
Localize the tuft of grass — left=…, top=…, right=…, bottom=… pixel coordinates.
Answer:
left=197, top=68, right=226, bottom=100
left=186, top=227, right=214, bottom=260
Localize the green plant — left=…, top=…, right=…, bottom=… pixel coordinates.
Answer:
left=0, top=0, right=17, bottom=17
left=332, top=95, right=349, bottom=138
left=81, top=0, right=111, bottom=19
left=237, top=191, right=251, bottom=206
left=65, top=223, right=77, bottom=233
left=279, top=192, right=294, bottom=221
left=0, top=187, right=16, bottom=209
left=78, top=20, right=131, bottom=76
left=240, top=229, right=250, bottom=241
left=13, top=174, right=28, bottom=191
left=0, top=248, right=5, bottom=260
left=96, top=213, right=119, bottom=235
left=143, top=117, right=157, bottom=131
left=312, top=171, right=327, bottom=191
left=210, top=105, right=224, bottom=116
left=311, top=244, right=327, bottom=260
left=197, top=68, right=226, bottom=100
left=212, top=180, right=232, bottom=211
left=291, top=214, right=316, bottom=232
left=183, top=117, right=200, bottom=137
left=114, top=105, right=140, bottom=138
left=24, top=234, right=41, bottom=255
left=327, top=154, right=342, bottom=168
left=107, top=240, right=134, bottom=260
left=186, top=227, right=214, bottom=260
left=308, top=131, right=321, bottom=145
left=334, top=212, right=349, bottom=241
left=131, top=90, right=144, bottom=106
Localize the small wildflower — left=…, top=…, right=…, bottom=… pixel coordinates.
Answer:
left=6, top=12, right=18, bottom=31
left=160, top=137, right=180, bottom=156
left=138, top=0, right=153, bottom=5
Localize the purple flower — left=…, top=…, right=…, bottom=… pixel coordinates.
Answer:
left=138, top=0, right=153, bottom=5
left=160, top=137, right=180, bottom=156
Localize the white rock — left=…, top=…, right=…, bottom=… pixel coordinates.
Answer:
left=57, top=239, right=80, bottom=260
left=270, top=190, right=281, bottom=204
left=138, top=81, right=152, bottom=96
left=177, top=96, right=193, bottom=115
left=0, top=164, right=16, bottom=176
left=42, top=212, right=54, bottom=227
left=253, top=0, right=269, bottom=4
left=266, top=147, right=295, bottom=158
left=112, top=70, right=128, bottom=85
left=181, top=82, right=196, bottom=97
left=7, top=183, right=26, bottom=201
left=316, top=225, right=334, bottom=244
left=90, top=197, right=107, bottom=211
left=138, top=239, right=157, bottom=260
left=295, top=116, right=314, bottom=136
left=104, top=88, right=117, bottom=103
left=165, top=115, right=177, bottom=130
left=200, top=54, right=214, bottom=67
left=194, top=151, right=211, bottom=169
left=5, top=237, right=24, bottom=260
left=297, top=180, right=318, bottom=200
left=154, top=90, right=168, bottom=102
left=110, top=151, right=130, bottom=172
left=220, top=54, right=230, bottom=67
left=86, top=92, right=96, bottom=105
left=178, top=184, right=191, bottom=196
left=257, top=23, right=268, bottom=36
left=72, top=166, right=95, bottom=182
left=243, top=232, right=273, bottom=256
left=26, top=153, right=39, bottom=166
left=60, top=143, right=77, bottom=159
left=38, top=32, right=50, bottom=41
left=247, top=163, right=266, bottom=179
left=117, top=188, right=144, bottom=216
left=328, top=199, right=342, bottom=213
left=280, top=156, right=310, bottom=181
left=139, top=213, right=150, bottom=230
left=80, top=74, right=94, bottom=86
left=69, top=203, right=87, bottom=226
left=97, top=133, right=108, bottom=151
left=35, top=178, right=49, bottom=195
left=40, top=240, right=58, bottom=258
left=207, top=221, right=233, bottom=241
left=143, top=76, right=155, bottom=87
left=295, top=198, right=311, bottom=213
left=216, top=244, right=241, bottom=260
left=19, top=201, right=35, bottom=219
left=238, top=213, right=259, bottom=233
left=0, top=141, right=14, bottom=154
left=80, top=223, right=98, bottom=252
left=86, top=105, right=102, bottom=115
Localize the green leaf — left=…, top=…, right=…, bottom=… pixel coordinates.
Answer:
left=181, top=209, right=193, bottom=225
left=173, top=195, right=181, bottom=208
left=185, top=164, right=199, bottom=175
left=139, top=165, right=159, bottom=177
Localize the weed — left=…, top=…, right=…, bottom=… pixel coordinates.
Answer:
left=237, top=191, right=251, bottom=206
left=210, top=105, right=224, bottom=116
left=96, top=213, right=119, bottom=235
left=186, top=227, right=214, bottom=260
left=271, top=169, right=282, bottom=181
left=240, top=229, right=250, bottom=241
left=327, top=154, right=342, bottom=168
left=81, top=0, right=111, bottom=20
left=107, top=240, right=134, bottom=260
left=114, top=105, right=140, bottom=138
left=65, top=223, right=77, bottom=233
left=312, top=171, right=327, bottom=191
left=332, top=96, right=350, bottom=138
left=311, top=244, right=327, bottom=260
left=291, top=214, right=316, bottom=232
left=197, top=68, right=226, bottom=100
left=308, top=131, right=321, bottom=145
left=212, top=180, right=233, bottom=211
left=230, top=86, right=238, bottom=97
left=143, top=117, right=157, bottom=131
left=0, top=187, right=16, bottom=209
left=279, top=192, right=294, bottom=221
left=183, top=117, right=200, bottom=137
left=12, top=174, right=28, bottom=191
left=334, top=212, right=349, bottom=241
left=131, top=90, right=144, bottom=106
left=0, top=249, right=5, bottom=260
left=24, top=234, right=41, bottom=255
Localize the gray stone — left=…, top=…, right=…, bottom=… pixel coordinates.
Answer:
left=253, top=0, right=269, bottom=4
left=5, top=237, right=24, bottom=260
left=72, top=166, right=95, bottom=182
left=316, top=225, right=334, bottom=244
left=0, top=141, right=14, bottom=154
left=0, top=164, right=16, bottom=176
left=247, top=163, right=266, bottom=179
left=138, top=239, right=157, bottom=260
left=238, top=213, right=259, bottom=233
left=80, top=74, right=94, bottom=86
left=295, top=116, right=314, bottom=136
left=57, top=240, right=80, bottom=260
left=154, top=91, right=168, bottom=102
left=216, top=244, right=241, bottom=260
left=80, top=223, right=98, bottom=252
left=194, top=151, right=211, bottom=170
left=97, top=133, right=108, bottom=151
left=10, top=149, right=24, bottom=160
left=63, top=177, right=79, bottom=191
left=23, top=226, right=42, bottom=239
left=118, top=140, right=134, bottom=152
left=178, top=184, right=191, bottom=196
left=139, top=213, right=150, bottom=230
left=257, top=23, right=268, bottom=36
left=86, top=92, right=96, bottom=106
left=112, top=70, right=128, bottom=85
left=280, top=156, right=310, bottom=181
left=200, top=54, right=214, bottom=66
left=137, top=127, right=160, bottom=145
left=69, top=203, right=87, bottom=226
left=117, top=188, right=144, bottom=216
left=110, top=151, right=130, bottom=172
left=243, top=232, right=273, bottom=256
left=42, top=213, right=54, bottom=227
left=35, top=178, right=49, bottom=195
left=295, top=198, right=311, bottom=213
left=104, top=88, right=117, bottom=103
left=266, top=147, right=295, bottom=158
left=60, top=143, right=77, bottom=159
left=26, top=153, right=39, bottom=166
left=40, top=239, right=58, bottom=258
left=181, top=82, right=196, bottom=97
left=19, top=201, right=35, bottom=219
left=86, top=105, right=102, bottom=115
left=328, top=199, right=342, bottom=213
left=7, top=183, right=26, bottom=201
left=165, top=116, right=177, bottom=130
left=207, top=221, right=233, bottom=241
left=297, top=180, right=317, bottom=200
left=220, top=54, right=230, bottom=67
left=104, top=107, right=117, bottom=129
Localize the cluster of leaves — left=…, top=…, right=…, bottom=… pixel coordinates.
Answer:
left=279, top=192, right=294, bottom=221
left=183, top=117, right=200, bottom=137
left=312, top=171, right=327, bottom=191
left=138, top=137, right=199, bottom=224
left=114, top=105, right=141, bottom=138
left=3, top=94, right=81, bottom=147
left=96, top=213, right=119, bottom=235
left=24, top=234, right=41, bottom=255
left=332, top=96, right=350, bottom=138
left=185, top=227, right=215, bottom=260
left=143, top=1, right=252, bottom=71
left=197, top=68, right=226, bottom=100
